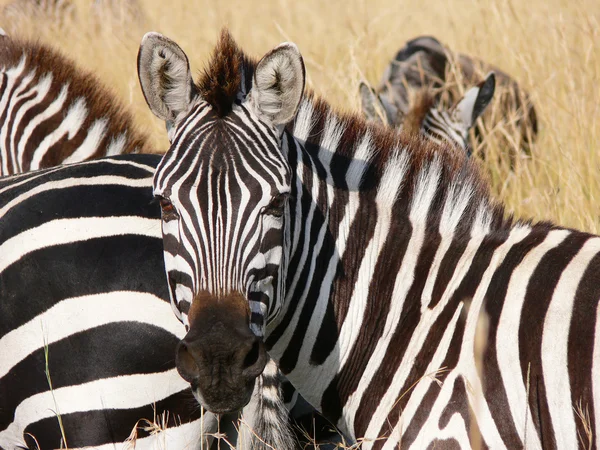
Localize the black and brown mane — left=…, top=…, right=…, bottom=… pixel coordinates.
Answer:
left=0, top=35, right=148, bottom=169
left=196, top=29, right=256, bottom=117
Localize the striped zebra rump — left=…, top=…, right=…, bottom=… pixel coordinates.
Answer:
left=136, top=29, right=600, bottom=449
left=0, top=34, right=148, bottom=176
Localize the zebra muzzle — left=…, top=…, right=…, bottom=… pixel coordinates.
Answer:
left=175, top=291, right=268, bottom=413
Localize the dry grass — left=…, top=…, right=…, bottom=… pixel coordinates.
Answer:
left=1, top=0, right=598, bottom=447
left=0, top=0, right=598, bottom=231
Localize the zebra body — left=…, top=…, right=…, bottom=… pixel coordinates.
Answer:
left=138, top=30, right=600, bottom=449
left=0, top=35, right=147, bottom=176
left=360, top=72, right=495, bottom=154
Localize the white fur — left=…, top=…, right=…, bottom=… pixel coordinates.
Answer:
left=542, top=237, right=600, bottom=448
left=138, top=32, right=196, bottom=122
left=249, top=42, right=305, bottom=126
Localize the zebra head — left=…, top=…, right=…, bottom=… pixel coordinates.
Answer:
left=137, top=31, right=304, bottom=413
left=360, top=72, right=496, bottom=154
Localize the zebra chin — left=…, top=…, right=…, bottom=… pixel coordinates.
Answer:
left=175, top=291, right=268, bottom=414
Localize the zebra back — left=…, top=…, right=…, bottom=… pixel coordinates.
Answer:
left=0, top=35, right=149, bottom=176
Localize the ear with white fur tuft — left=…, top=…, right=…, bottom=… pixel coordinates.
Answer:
left=454, top=72, right=496, bottom=128
left=137, top=32, right=199, bottom=123
left=248, top=43, right=305, bottom=126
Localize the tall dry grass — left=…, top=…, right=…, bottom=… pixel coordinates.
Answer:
left=0, top=0, right=598, bottom=232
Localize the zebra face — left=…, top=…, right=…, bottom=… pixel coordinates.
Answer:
left=138, top=31, right=305, bottom=413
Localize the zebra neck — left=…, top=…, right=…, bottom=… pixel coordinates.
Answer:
left=266, top=96, right=509, bottom=434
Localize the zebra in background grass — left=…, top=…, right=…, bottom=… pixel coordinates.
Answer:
left=0, top=154, right=296, bottom=450
left=359, top=72, right=495, bottom=155
left=138, top=29, right=600, bottom=449
left=375, top=35, right=538, bottom=158
left=0, top=34, right=147, bottom=175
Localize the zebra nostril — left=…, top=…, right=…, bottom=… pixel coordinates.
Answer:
left=241, top=338, right=267, bottom=379
left=243, top=340, right=260, bottom=369
left=175, top=340, right=201, bottom=383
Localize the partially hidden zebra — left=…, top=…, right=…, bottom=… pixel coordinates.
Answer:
left=0, top=34, right=147, bottom=175
left=375, top=35, right=538, bottom=156
left=0, top=34, right=295, bottom=450
left=359, top=72, right=495, bottom=154
left=137, top=29, right=600, bottom=449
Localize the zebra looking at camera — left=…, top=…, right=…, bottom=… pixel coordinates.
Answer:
left=0, top=34, right=147, bottom=175
left=359, top=72, right=495, bottom=155
left=138, top=29, right=600, bottom=449
left=0, top=34, right=296, bottom=450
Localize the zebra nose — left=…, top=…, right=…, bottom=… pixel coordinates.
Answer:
left=175, top=340, right=201, bottom=383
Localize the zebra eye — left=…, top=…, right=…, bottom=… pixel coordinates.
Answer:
left=263, top=193, right=288, bottom=218
left=158, top=197, right=179, bottom=220
left=160, top=198, right=174, bottom=212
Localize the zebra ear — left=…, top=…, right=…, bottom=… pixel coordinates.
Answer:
left=137, top=32, right=199, bottom=123
left=249, top=43, right=305, bottom=126
left=454, top=72, right=496, bottom=128
left=359, top=82, right=385, bottom=124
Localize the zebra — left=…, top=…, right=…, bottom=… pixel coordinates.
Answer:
left=0, top=34, right=297, bottom=450
left=376, top=35, right=538, bottom=156
left=359, top=72, right=495, bottom=155
left=0, top=154, right=299, bottom=450
left=0, top=34, right=147, bottom=176
left=137, top=29, right=600, bottom=449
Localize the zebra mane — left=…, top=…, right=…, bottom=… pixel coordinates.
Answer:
left=400, top=89, right=436, bottom=135
left=198, top=31, right=509, bottom=235
left=0, top=36, right=149, bottom=158
left=196, top=29, right=255, bottom=117
left=292, top=90, right=510, bottom=236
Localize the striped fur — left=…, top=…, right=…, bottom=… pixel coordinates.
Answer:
left=360, top=72, right=496, bottom=154
left=0, top=35, right=147, bottom=175
left=0, top=35, right=299, bottom=449
left=139, top=30, right=600, bottom=449
left=0, top=155, right=298, bottom=450
left=0, top=155, right=214, bottom=449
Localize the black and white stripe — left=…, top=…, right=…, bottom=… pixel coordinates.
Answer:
left=138, top=30, right=600, bottom=449
left=0, top=34, right=299, bottom=449
left=0, top=155, right=299, bottom=450
left=0, top=155, right=217, bottom=449
left=0, top=35, right=146, bottom=176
